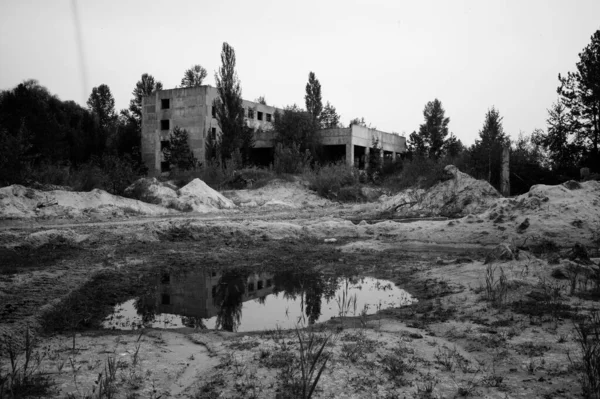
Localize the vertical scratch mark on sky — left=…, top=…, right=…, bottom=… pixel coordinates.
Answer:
left=71, top=0, right=88, bottom=104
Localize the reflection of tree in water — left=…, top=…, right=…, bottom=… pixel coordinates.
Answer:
left=215, top=270, right=247, bottom=332
left=273, top=271, right=340, bottom=324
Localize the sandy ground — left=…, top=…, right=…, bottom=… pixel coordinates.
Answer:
left=1, top=176, right=599, bottom=398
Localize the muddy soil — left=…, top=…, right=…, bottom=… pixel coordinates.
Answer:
left=1, top=188, right=599, bottom=398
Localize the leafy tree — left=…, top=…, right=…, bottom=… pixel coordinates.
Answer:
left=444, top=133, right=464, bottom=158
left=349, top=117, right=366, bottom=127
left=162, top=126, right=198, bottom=171
left=213, top=42, right=247, bottom=163
left=367, top=136, right=382, bottom=180
left=557, top=29, right=600, bottom=171
left=532, top=101, right=580, bottom=172
left=273, top=105, right=320, bottom=153
left=320, top=101, right=341, bottom=128
left=180, top=64, right=207, bottom=88
left=469, top=107, right=509, bottom=188
left=305, top=72, right=322, bottom=121
left=510, top=133, right=556, bottom=194
left=128, top=73, right=163, bottom=130
left=412, top=99, right=450, bottom=160
left=0, top=121, right=32, bottom=184
left=87, top=84, right=117, bottom=152
left=255, top=96, right=267, bottom=105
left=407, top=130, right=427, bottom=158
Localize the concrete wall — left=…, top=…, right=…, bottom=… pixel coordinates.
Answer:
left=317, top=126, right=406, bottom=166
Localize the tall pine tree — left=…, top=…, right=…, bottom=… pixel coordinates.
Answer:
left=213, top=42, right=247, bottom=163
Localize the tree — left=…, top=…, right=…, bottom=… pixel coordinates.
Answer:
left=255, top=96, right=267, bottom=105
left=273, top=105, right=320, bottom=153
left=557, top=29, right=600, bottom=171
left=87, top=84, right=117, bottom=151
left=367, top=136, right=382, bottom=180
left=180, top=64, right=207, bottom=88
left=470, top=107, right=509, bottom=188
left=162, top=126, right=198, bottom=171
left=407, top=131, right=427, bottom=158
left=305, top=72, right=322, bottom=121
left=320, top=101, right=341, bottom=128
left=128, top=73, right=163, bottom=129
left=349, top=117, right=366, bottom=127
left=213, top=42, right=247, bottom=163
left=532, top=101, right=580, bottom=172
left=444, top=133, right=464, bottom=158
left=413, top=99, right=450, bottom=160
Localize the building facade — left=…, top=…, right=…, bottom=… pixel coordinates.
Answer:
left=141, top=86, right=406, bottom=175
left=141, top=85, right=281, bottom=175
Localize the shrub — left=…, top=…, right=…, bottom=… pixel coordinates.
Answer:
left=304, top=162, right=359, bottom=200
left=162, top=126, right=198, bottom=171
left=381, top=156, right=446, bottom=192
left=274, top=143, right=312, bottom=175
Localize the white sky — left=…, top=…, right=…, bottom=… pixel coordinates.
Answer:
left=1, top=0, right=599, bottom=145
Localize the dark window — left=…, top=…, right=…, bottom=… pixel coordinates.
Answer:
left=248, top=282, right=255, bottom=292
left=266, top=279, right=272, bottom=287
left=161, top=119, right=170, bottom=130
left=248, top=109, right=254, bottom=119
left=161, top=294, right=170, bottom=305
left=160, top=140, right=170, bottom=151
left=160, top=273, right=170, bottom=284
left=257, top=280, right=264, bottom=290
left=266, top=113, right=272, bottom=122
left=161, top=161, right=170, bottom=172
left=211, top=127, right=217, bottom=138
left=241, top=108, right=245, bottom=117
left=211, top=106, right=216, bottom=118
left=211, top=271, right=217, bottom=277
left=161, top=99, right=170, bottom=109
left=257, top=111, right=263, bottom=121
left=212, top=285, right=217, bottom=297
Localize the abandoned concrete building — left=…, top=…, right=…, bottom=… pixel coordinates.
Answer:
left=141, top=85, right=406, bottom=175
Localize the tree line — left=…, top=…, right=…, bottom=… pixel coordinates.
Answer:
left=404, top=29, right=600, bottom=194
left=1, top=29, right=598, bottom=194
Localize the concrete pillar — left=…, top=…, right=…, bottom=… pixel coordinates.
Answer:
left=346, top=143, right=354, bottom=166
left=501, top=145, right=510, bottom=197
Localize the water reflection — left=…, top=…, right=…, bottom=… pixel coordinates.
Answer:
left=104, top=269, right=415, bottom=332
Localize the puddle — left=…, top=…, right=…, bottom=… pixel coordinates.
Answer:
left=103, top=270, right=416, bottom=332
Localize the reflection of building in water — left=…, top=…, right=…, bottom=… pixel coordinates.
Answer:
left=154, top=271, right=274, bottom=320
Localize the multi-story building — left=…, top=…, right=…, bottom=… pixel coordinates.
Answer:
left=141, top=85, right=406, bottom=175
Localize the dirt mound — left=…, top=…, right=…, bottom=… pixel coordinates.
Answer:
left=123, top=178, right=179, bottom=205
left=223, top=179, right=332, bottom=209
left=124, top=178, right=235, bottom=213
left=0, top=185, right=177, bottom=219
left=481, top=180, right=600, bottom=243
left=384, top=165, right=501, bottom=217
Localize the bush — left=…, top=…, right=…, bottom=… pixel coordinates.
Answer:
left=381, top=156, right=446, bottom=192
left=70, top=154, right=144, bottom=195
left=304, top=162, right=359, bottom=200
left=274, top=143, right=312, bottom=175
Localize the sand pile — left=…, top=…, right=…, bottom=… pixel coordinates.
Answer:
left=223, top=179, right=332, bottom=209
left=383, top=165, right=501, bottom=217
left=0, top=185, right=177, bottom=219
left=125, top=178, right=235, bottom=212
left=481, top=180, right=600, bottom=240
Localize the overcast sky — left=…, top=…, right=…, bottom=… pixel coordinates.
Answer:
left=1, top=0, right=599, bottom=145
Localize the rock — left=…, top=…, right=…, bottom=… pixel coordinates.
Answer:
left=324, top=238, right=337, bottom=243
left=563, top=180, right=582, bottom=190
left=517, top=218, right=530, bottom=233
left=484, top=242, right=517, bottom=264
left=240, top=200, right=258, bottom=208
left=566, top=243, right=592, bottom=264
left=551, top=260, right=599, bottom=280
